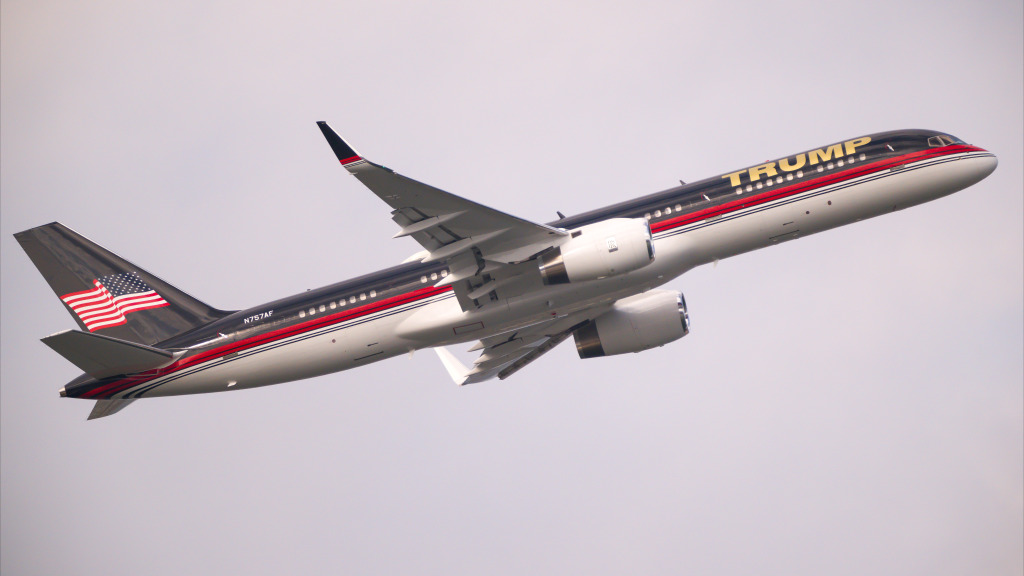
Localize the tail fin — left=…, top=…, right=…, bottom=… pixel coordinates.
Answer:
left=15, top=222, right=231, bottom=345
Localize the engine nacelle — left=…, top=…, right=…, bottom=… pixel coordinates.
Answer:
left=538, top=218, right=655, bottom=285
left=574, top=290, right=690, bottom=358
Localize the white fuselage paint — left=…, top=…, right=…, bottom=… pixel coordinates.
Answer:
left=125, top=150, right=996, bottom=399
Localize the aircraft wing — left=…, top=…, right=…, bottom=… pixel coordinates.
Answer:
left=434, top=306, right=610, bottom=385
left=317, top=122, right=568, bottom=307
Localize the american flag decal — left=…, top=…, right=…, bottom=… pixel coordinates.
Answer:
left=61, top=272, right=169, bottom=331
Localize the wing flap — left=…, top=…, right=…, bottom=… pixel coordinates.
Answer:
left=392, top=210, right=467, bottom=238
left=497, top=328, right=579, bottom=380
left=434, top=305, right=612, bottom=386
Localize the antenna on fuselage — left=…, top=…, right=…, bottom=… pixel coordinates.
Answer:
left=556, top=211, right=566, bottom=219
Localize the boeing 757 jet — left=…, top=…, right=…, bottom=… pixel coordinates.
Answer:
left=15, top=124, right=997, bottom=419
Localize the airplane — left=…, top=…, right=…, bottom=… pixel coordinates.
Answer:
left=15, top=124, right=997, bottom=419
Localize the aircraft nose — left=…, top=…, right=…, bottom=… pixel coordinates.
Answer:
left=978, top=153, right=998, bottom=179
left=960, top=151, right=998, bottom=187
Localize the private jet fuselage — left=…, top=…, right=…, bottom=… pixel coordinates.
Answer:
left=16, top=127, right=997, bottom=418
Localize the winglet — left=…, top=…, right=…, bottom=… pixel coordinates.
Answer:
left=434, top=347, right=470, bottom=386
left=316, top=121, right=363, bottom=166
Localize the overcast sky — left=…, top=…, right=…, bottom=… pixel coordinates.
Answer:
left=2, top=1, right=1021, bottom=574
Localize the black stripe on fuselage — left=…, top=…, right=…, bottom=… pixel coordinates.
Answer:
left=157, top=260, right=453, bottom=350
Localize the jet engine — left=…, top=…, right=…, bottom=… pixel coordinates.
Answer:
left=538, top=218, right=655, bottom=285
left=574, top=290, right=690, bottom=358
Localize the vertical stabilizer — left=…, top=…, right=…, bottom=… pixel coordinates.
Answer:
left=15, top=222, right=231, bottom=345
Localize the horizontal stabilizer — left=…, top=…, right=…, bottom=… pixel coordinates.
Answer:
left=88, top=399, right=136, bottom=420
left=42, top=329, right=176, bottom=379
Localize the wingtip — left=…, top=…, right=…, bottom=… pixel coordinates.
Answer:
left=434, top=347, right=470, bottom=386
left=13, top=221, right=62, bottom=240
left=316, top=121, right=361, bottom=165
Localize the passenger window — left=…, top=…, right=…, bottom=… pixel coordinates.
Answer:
left=654, top=210, right=662, bottom=217
left=299, top=310, right=306, bottom=318
left=675, top=204, right=682, bottom=211
left=349, top=296, right=356, bottom=303
left=430, top=273, right=437, bottom=281
left=319, top=305, right=325, bottom=312
left=338, top=300, right=345, bottom=307
left=309, top=308, right=316, bottom=315
left=420, top=276, right=428, bottom=283
left=330, top=302, right=336, bottom=309
left=359, top=293, right=366, bottom=301
left=370, top=290, right=377, bottom=297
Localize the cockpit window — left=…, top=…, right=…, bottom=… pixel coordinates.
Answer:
left=927, top=134, right=965, bottom=147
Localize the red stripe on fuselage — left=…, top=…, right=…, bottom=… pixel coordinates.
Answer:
left=82, top=284, right=453, bottom=398
left=650, top=145, right=984, bottom=234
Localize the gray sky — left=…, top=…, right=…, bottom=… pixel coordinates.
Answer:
left=2, top=1, right=1021, bottom=574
